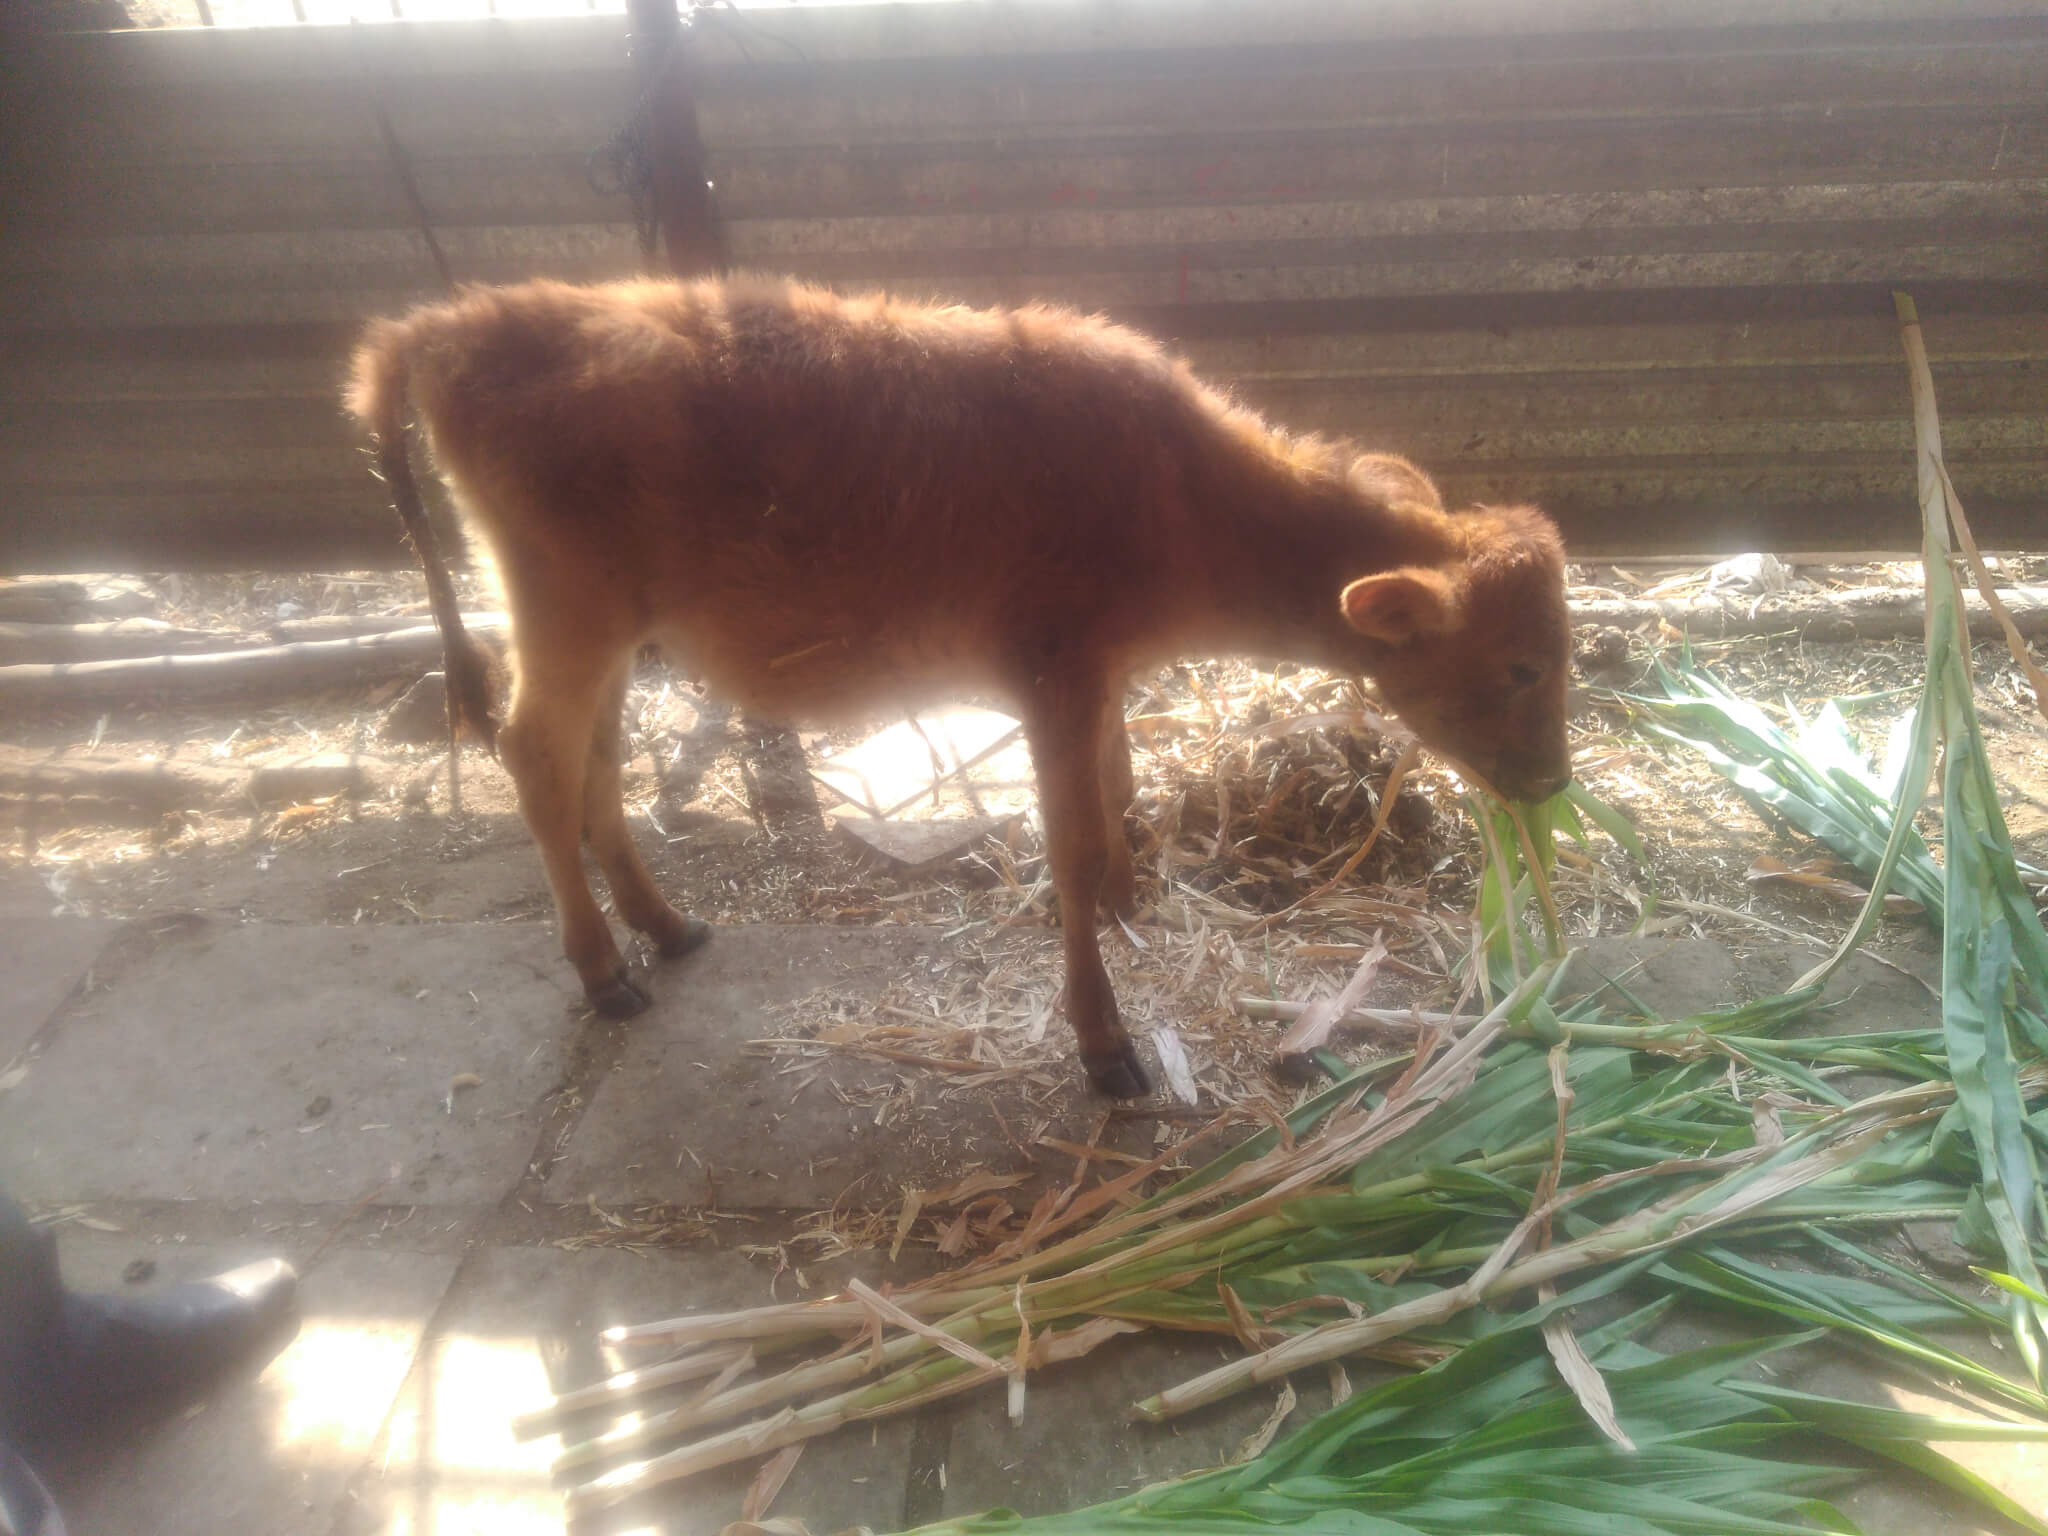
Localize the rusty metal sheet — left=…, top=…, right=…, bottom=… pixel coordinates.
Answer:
left=696, top=32, right=2048, bottom=148
left=2, top=5, right=2045, bottom=571
left=685, top=1, right=2048, bottom=64
left=703, top=113, right=2048, bottom=220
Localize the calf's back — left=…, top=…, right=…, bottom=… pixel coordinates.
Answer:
left=356, top=276, right=1292, bottom=721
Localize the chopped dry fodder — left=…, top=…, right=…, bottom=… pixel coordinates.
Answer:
left=557, top=1202, right=717, bottom=1255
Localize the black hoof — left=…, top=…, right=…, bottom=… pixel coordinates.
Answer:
left=1084, top=1041, right=1152, bottom=1099
left=589, top=972, right=652, bottom=1019
left=656, top=916, right=713, bottom=961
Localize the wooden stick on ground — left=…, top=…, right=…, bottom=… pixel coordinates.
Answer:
left=0, top=618, right=241, bottom=665
left=0, top=610, right=507, bottom=666
left=0, top=746, right=380, bottom=818
left=0, top=621, right=506, bottom=707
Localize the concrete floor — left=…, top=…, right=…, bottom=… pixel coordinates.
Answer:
left=0, top=881, right=1299, bottom=1535
left=0, top=876, right=2038, bottom=1535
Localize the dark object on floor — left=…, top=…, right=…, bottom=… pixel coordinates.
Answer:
left=1574, top=625, right=1635, bottom=677
left=0, top=1192, right=299, bottom=1535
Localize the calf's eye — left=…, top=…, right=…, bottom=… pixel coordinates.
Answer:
left=1507, top=662, right=1544, bottom=688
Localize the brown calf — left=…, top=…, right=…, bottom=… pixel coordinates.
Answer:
left=347, top=276, right=1572, bottom=1097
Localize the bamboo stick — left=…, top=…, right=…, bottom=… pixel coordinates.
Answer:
left=511, top=1341, right=752, bottom=1441
left=564, top=1313, right=1135, bottom=1516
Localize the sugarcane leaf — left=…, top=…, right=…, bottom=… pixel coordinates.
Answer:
left=1829, top=1436, right=2048, bottom=1536
left=1145, top=1051, right=1412, bottom=1204
left=1668, top=1246, right=1977, bottom=1331
left=1551, top=791, right=1592, bottom=849
left=1688, top=987, right=1830, bottom=1036
left=1731, top=1044, right=1857, bottom=1108
left=1887, top=292, right=2048, bottom=1383
left=1563, top=780, right=1653, bottom=873
left=1975, top=1267, right=2048, bottom=1306
left=1939, top=710, right=2048, bottom=1379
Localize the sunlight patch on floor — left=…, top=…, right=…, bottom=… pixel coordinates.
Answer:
left=267, top=1320, right=425, bottom=1452
left=1881, top=1376, right=2048, bottom=1520
left=374, top=1331, right=565, bottom=1536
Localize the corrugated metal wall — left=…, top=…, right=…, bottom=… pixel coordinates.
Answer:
left=3, top=0, right=2044, bottom=572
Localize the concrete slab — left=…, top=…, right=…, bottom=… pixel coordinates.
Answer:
left=179, top=818, right=550, bottom=927
left=546, top=924, right=1159, bottom=1213
left=546, top=924, right=939, bottom=1212
left=0, top=912, right=123, bottom=1066
left=1750, top=946, right=1943, bottom=1035
left=0, top=918, right=580, bottom=1207
left=1572, top=935, right=1748, bottom=1019
left=38, top=1232, right=458, bottom=1536
left=344, top=1245, right=922, bottom=1536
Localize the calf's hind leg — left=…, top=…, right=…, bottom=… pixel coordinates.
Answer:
left=1022, top=669, right=1153, bottom=1099
left=497, top=643, right=646, bottom=1018
left=583, top=664, right=711, bottom=961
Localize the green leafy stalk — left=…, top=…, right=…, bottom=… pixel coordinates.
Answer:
left=1608, top=295, right=2048, bottom=1382
left=1896, top=290, right=2048, bottom=1382
left=1469, top=784, right=1651, bottom=990
left=901, top=1305, right=2048, bottom=1536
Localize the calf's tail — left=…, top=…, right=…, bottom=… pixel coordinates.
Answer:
left=345, top=319, right=499, bottom=752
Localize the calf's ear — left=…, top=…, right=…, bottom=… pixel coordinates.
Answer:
left=1340, top=568, right=1461, bottom=643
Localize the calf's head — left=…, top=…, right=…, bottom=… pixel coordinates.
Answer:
left=1339, top=505, right=1573, bottom=803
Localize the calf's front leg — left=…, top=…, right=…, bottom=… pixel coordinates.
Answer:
left=1023, top=670, right=1153, bottom=1099
left=582, top=664, right=712, bottom=961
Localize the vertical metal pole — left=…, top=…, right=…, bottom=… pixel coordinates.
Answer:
left=626, top=0, right=728, bottom=279
left=623, top=0, right=821, bottom=827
